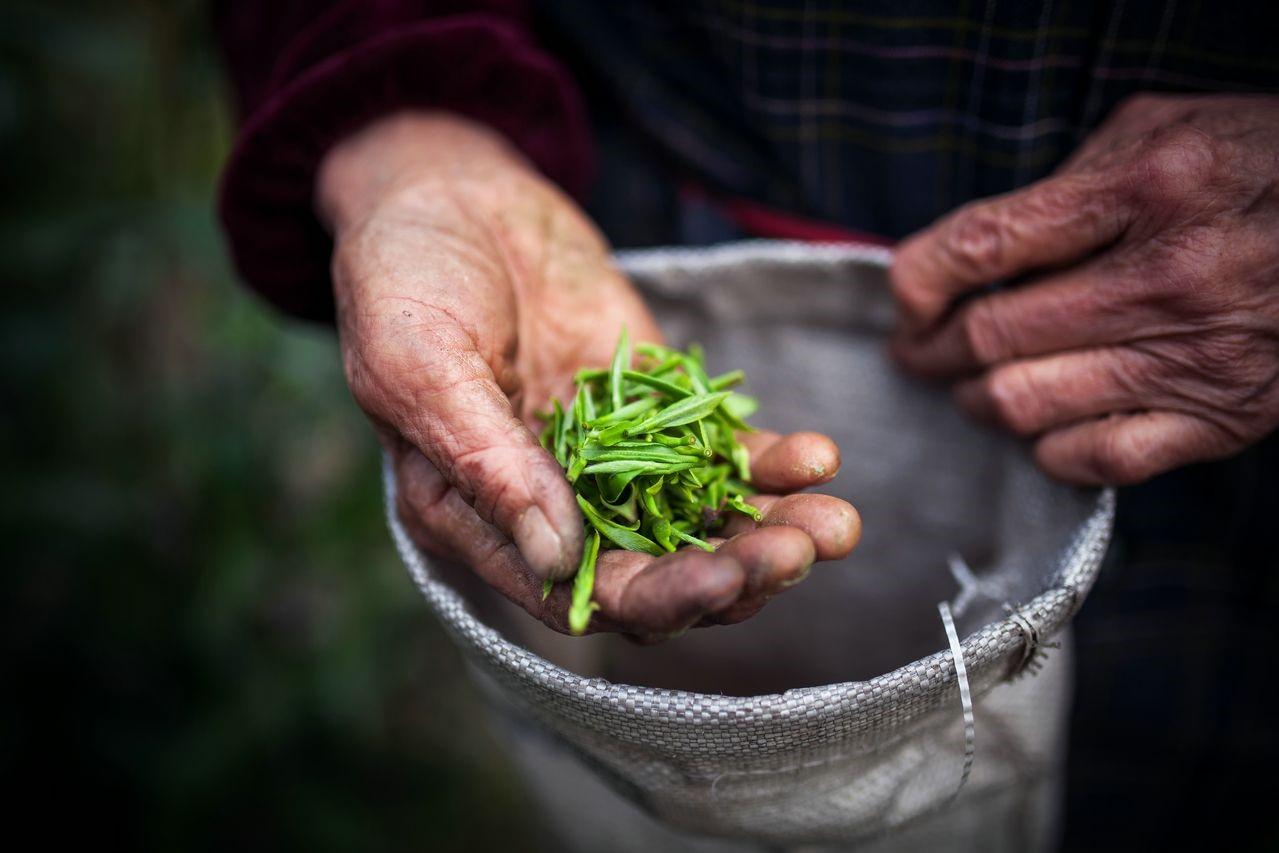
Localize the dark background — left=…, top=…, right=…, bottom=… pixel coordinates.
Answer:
left=2, top=2, right=542, bottom=849
left=3, top=2, right=1277, bottom=851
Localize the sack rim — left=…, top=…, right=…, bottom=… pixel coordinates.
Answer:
left=383, top=240, right=1115, bottom=733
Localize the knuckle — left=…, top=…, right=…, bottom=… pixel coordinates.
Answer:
left=399, top=463, right=449, bottom=520
left=395, top=489, right=445, bottom=555
left=446, top=440, right=526, bottom=517
left=985, top=367, right=1046, bottom=436
left=1109, top=349, right=1159, bottom=398
left=943, top=206, right=1007, bottom=279
left=1020, top=177, right=1080, bottom=220
left=960, top=300, right=1013, bottom=366
left=1133, top=334, right=1271, bottom=428
left=1093, top=424, right=1155, bottom=485
left=1194, top=330, right=1254, bottom=378
left=889, top=242, right=937, bottom=320
left=1134, top=126, right=1223, bottom=205
left=1186, top=331, right=1275, bottom=417
left=888, top=258, right=923, bottom=314
left=1134, top=252, right=1221, bottom=318
left=395, top=489, right=418, bottom=529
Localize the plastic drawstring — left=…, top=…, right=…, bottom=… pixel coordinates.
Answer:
left=937, top=601, right=975, bottom=800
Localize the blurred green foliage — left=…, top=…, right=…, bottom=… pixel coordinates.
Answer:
left=0, top=2, right=539, bottom=849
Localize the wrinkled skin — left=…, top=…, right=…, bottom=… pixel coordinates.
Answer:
left=892, top=94, right=1279, bottom=485
left=318, top=113, right=861, bottom=641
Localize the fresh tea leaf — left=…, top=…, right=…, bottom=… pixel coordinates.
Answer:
left=568, top=531, right=602, bottom=634
left=627, top=391, right=731, bottom=434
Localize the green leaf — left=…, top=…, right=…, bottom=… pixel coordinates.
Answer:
left=601, top=468, right=645, bottom=503
left=538, top=334, right=764, bottom=596
left=669, top=526, right=715, bottom=552
left=651, top=518, right=677, bottom=552
left=552, top=399, right=574, bottom=465
left=682, top=352, right=713, bottom=394
left=581, top=459, right=697, bottom=475
left=706, top=478, right=725, bottom=511
left=609, top=326, right=630, bottom=411
left=648, top=355, right=684, bottom=376
left=577, top=494, right=663, bottom=555
left=649, top=432, right=697, bottom=448
left=591, top=421, right=632, bottom=446
left=708, top=369, right=745, bottom=391
left=723, top=392, right=758, bottom=420
left=566, top=452, right=587, bottom=483
left=581, top=445, right=689, bottom=464
left=639, top=482, right=664, bottom=521
left=635, top=342, right=679, bottom=361
left=715, top=401, right=756, bottom=434
left=568, top=531, right=601, bottom=635
left=627, top=391, right=731, bottom=435
left=726, top=494, right=763, bottom=521
left=618, top=370, right=691, bottom=400
left=731, top=443, right=751, bottom=482
left=598, top=486, right=639, bottom=523
left=587, top=396, right=657, bottom=427
left=697, top=419, right=711, bottom=457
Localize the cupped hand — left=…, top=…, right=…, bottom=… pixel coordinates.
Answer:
left=319, top=113, right=860, bottom=640
left=891, top=94, right=1279, bottom=485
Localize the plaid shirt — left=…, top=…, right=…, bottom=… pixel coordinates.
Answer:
left=538, top=0, right=1279, bottom=243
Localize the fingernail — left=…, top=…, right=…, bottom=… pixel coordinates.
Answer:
left=778, top=562, right=813, bottom=590
left=514, top=505, right=569, bottom=581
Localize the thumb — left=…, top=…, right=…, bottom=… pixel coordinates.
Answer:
left=353, top=314, right=582, bottom=581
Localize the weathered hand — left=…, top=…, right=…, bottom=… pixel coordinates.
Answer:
left=319, top=113, right=860, bottom=639
left=891, top=94, right=1279, bottom=485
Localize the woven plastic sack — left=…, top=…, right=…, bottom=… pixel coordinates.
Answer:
left=383, top=241, right=1114, bottom=850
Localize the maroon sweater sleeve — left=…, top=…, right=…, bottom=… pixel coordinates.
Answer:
left=215, top=1, right=594, bottom=321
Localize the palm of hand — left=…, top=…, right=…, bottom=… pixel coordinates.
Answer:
left=328, top=146, right=859, bottom=640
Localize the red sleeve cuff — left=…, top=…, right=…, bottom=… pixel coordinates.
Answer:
left=218, top=13, right=594, bottom=321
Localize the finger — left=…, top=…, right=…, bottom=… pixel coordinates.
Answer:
left=720, top=526, right=816, bottom=595
left=952, top=347, right=1156, bottom=437
left=1034, top=411, right=1230, bottom=486
left=706, top=527, right=816, bottom=624
left=397, top=446, right=756, bottom=636
left=597, top=549, right=745, bottom=639
left=397, top=446, right=846, bottom=636
left=394, top=455, right=462, bottom=563
left=740, top=430, right=841, bottom=491
left=891, top=170, right=1133, bottom=332
left=890, top=257, right=1180, bottom=378
left=760, top=494, right=861, bottom=561
left=393, top=446, right=551, bottom=612
left=366, top=318, right=582, bottom=581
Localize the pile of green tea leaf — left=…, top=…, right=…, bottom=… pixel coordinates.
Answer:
left=538, top=330, right=762, bottom=634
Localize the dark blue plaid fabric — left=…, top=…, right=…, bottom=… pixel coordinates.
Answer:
left=1065, top=437, right=1279, bottom=850
left=537, top=0, right=1279, bottom=242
